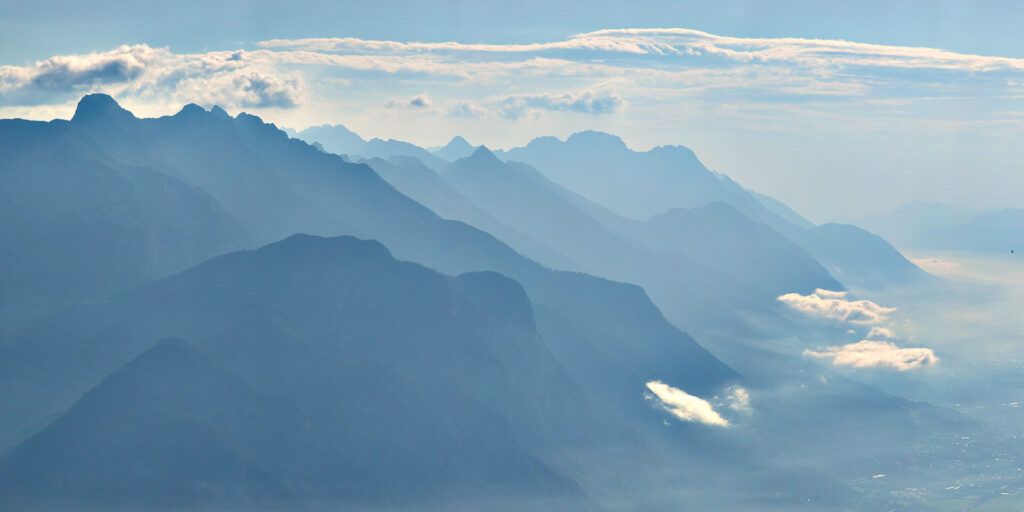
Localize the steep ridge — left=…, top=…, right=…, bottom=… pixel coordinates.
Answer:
left=0, top=235, right=592, bottom=509
left=635, top=202, right=842, bottom=296
left=432, top=135, right=477, bottom=161
left=295, top=123, right=451, bottom=171
left=1, top=100, right=742, bottom=458
left=362, top=155, right=577, bottom=269
left=501, top=131, right=929, bottom=289
left=443, top=149, right=836, bottom=335
left=0, top=113, right=250, bottom=334
left=0, top=97, right=971, bottom=511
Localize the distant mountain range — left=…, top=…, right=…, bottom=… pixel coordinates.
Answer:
left=857, top=200, right=1024, bottom=253
left=0, top=95, right=966, bottom=511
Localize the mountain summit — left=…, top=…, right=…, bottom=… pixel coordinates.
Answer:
left=71, top=93, right=136, bottom=124
left=433, top=135, right=476, bottom=161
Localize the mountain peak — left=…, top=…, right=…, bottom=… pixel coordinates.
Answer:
left=209, top=105, right=230, bottom=119
left=174, top=103, right=207, bottom=118
left=566, top=130, right=628, bottom=151
left=445, top=135, right=472, bottom=149
left=71, top=94, right=135, bottom=124
left=433, top=135, right=477, bottom=161
left=469, top=145, right=499, bottom=161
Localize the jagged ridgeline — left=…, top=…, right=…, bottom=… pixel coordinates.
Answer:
left=0, top=96, right=950, bottom=511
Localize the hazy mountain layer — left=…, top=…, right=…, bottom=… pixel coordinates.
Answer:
left=0, top=235, right=590, bottom=510
left=0, top=112, right=251, bottom=334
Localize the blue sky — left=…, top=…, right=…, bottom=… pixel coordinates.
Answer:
left=1, top=0, right=1021, bottom=221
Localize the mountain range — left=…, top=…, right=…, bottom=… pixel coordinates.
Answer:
left=0, top=95, right=969, bottom=511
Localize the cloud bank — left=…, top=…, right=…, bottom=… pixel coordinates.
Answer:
left=645, top=381, right=729, bottom=426
left=805, top=340, right=938, bottom=371
left=0, top=45, right=304, bottom=110
left=778, top=289, right=896, bottom=325
left=496, top=90, right=623, bottom=119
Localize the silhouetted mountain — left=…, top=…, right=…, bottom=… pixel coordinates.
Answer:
left=501, top=131, right=776, bottom=224
left=445, top=147, right=788, bottom=335
left=362, top=138, right=451, bottom=171
left=294, top=124, right=451, bottom=171
left=751, top=190, right=816, bottom=228
left=939, top=208, right=1024, bottom=252
left=501, top=130, right=928, bottom=289
left=0, top=95, right=974, bottom=511
left=293, top=123, right=366, bottom=156
left=0, top=106, right=251, bottom=334
left=0, top=338, right=292, bottom=511
left=858, top=201, right=1022, bottom=253
left=634, top=202, right=842, bottom=296
left=433, top=135, right=477, bottom=161
left=362, top=155, right=577, bottom=269
left=0, top=235, right=591, bottom=510
left=776, top=223, right=929, bottom=289
left=0, top=99, right=743, bottom=466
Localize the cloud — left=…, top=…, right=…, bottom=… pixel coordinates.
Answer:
left=496, top=90, right=623, bottom=119
left=387, top=93, right=432, bottom=109
left=866, top=326, right=896, bottom=339
left=814, top=289, right=849, bottom=299
left=805, top=340, right=938, bottom=371
left=778, top=289, right=895, bottom=325
left=645, top=381, right=729, bottom=426
left=725, top=386, right=751, bottom=413
left=27, top=46, right=150, bottom=90
left=258, top=29, right=1024, bottom=74
left=448, top=102, right=486, bottom=118
left=0, top=44, right=304, bottom=110
left=231, top=73, right=301, bottom=108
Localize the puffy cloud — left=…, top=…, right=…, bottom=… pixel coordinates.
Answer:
left=725, top=386, right=751, bottom=413
left=814, top=289, right=849, bottom=299
left=496, top=90, right=623, bottom=119
left=866, top=326, right=896, bottom=339
left=0, top=44, right=304, bottom=110
left=230, top=73, right=301, bottom=108
left=805, top=340, right=938, bottom=371
left=778, top=289, right=895, bottom=325
left=26, top=45, right=152, bottom=91
left=645, top=381, right=729, bottom=426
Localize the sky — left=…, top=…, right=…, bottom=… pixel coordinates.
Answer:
left=1, top=0, right=1022, bottom=221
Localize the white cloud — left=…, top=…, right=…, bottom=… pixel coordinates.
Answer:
left=725, top=386, right=752, bottom=413
left=0, top=45, right=304, bottom=110
left=814, top=288, right=849, bottom=299
left=645, top=381, right=729, bottom=426
left=866, top=326, right=896, bottom=339
left=778, top=289, right=895, bottom=325
left=258, top=29, right=1024, bottom=74
left=805, top=340, right=938, bottom=371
